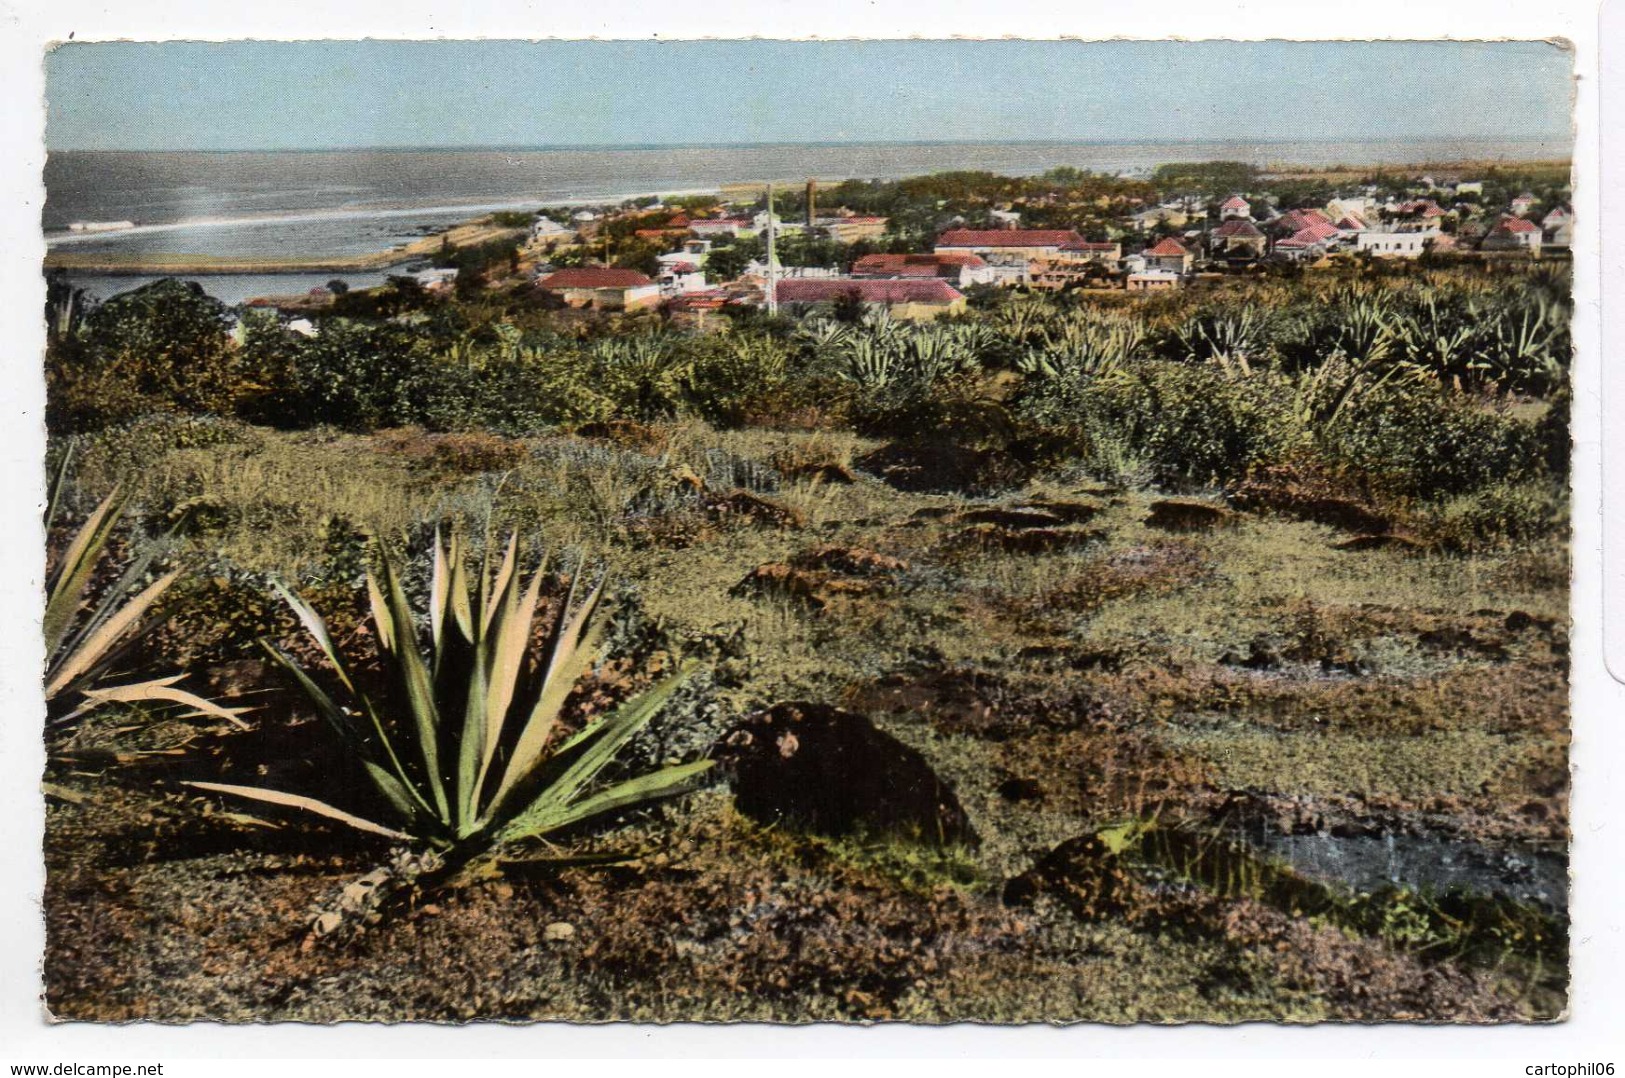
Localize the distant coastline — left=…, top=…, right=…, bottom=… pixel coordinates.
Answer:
left=42, top=145, right=1572, bottom=279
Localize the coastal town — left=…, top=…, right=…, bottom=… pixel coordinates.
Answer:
left=219, top=164, right=1574, bottom=325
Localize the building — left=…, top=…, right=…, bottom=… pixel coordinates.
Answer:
left=656, top=239, right=713, bottom=272
left=988, top=209, right=1022, bottom=229
left=1452, top=181, right=1484, bottom=197
left=410, top=267, right=460, bottom=290
left=1542, top=207, right=1574, bottom=249
left=529, top=217, right=576, bottom=248
left=851, top=252, right=996, bottom=288
left=1056, top=240, right=1123, bottom=264
left=1028, top=259, right=1117, bottom=291
left=1126, top=270, right=1182, bottom=291
left=1141, top=237, right=1193, bottom=274
left=1219, top=195, right=1252, bottom=220
left=772, top=278, right=967, bottom=320
left=1209, top=219, right=1267, bottom=259
left=1128, top=206, right=1191, bottom=231
left=655, top=262, right=708, bottom=297
left=1510, top=192, right=1538, bottom=218
left=690, top=216, right=753, bottom=239
left=535, top=267, right=661, bottom=310
left=1355, top=230, right=1436, bottom=258
left=666, top=289, right=732, bottom=331
left=1269, top=207, right=1333, bottom=236
left=1481, top=215, right=1543, bottom=255
left=934, top=228, right=1088, bottom=261
left=817, top=215, right=889, bottom=243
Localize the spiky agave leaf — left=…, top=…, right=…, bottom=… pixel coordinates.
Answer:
left=202, top=532, right=712, bottom=865
left=43, top=476, right=233, bottom=732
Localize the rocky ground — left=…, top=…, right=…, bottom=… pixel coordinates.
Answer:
left=43, top=423, right=1570, bottom=1022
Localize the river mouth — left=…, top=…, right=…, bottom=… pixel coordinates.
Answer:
left=1238, top=823, right=1568, bottom=913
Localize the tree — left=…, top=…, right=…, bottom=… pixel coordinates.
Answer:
left=49, top=279, right=241, bottom=430
left=703, top=238, right=763, bottom=283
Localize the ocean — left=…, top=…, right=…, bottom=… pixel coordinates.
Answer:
left=44, top=137, right=1570, bottom=302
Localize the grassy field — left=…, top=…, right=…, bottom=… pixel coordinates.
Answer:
left=42, top=416, right=1569, bottom=1022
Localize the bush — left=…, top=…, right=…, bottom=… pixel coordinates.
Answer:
left=1422, top=479, right=1568, bottom=552
left=1322, top=386, right=1540, bottom=501
left=1061, top=362, right=1303, bottom=488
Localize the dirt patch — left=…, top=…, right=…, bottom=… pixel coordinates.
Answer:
left=855, top=442, right=1034, bottom=495
left=1145, top=500, right=1238, bottom=533
left=789, top=545, right=910, bottom=577
left=1229, top=463, right=1397, bottom=534
left=703, top=489, right=807, bottom=529
left=1333, top=534, right=1430, bottom=553
left=946, top=524, right=1107, bottom=556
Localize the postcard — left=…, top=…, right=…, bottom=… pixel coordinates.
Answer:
left=31, top=35, right=1579, bottom=1028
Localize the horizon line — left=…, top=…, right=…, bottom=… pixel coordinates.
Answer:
left=47, top=133, right=1575, bottom=155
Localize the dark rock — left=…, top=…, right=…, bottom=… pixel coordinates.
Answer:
left=1145, top=499, right=1236, bottom=532
left=1240, top=639, right=1283, bottom=671
left=996, top=777, right=1045, bottom=803
left=716, top=702, right=978, bottom=848
left=1002, top=834, right=1137, bottom=919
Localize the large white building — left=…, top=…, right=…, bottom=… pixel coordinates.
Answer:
left=1355, top=230, right=1438, bottom=258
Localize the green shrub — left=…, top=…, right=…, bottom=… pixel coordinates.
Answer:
left=1322, top=386, right=1540, bottom=501
left=1423, top=479, right=1568, bottom=552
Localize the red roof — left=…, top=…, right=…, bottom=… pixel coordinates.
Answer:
left=936, top=228, right=1084, bottom=248
left=537, top=267, right=654, bottom=289
left=1297, top=220, right=1341, bottom=242
left=1213, top=219, right=1264, bottom=238
left=1221, top=195, right=1250, bottom=209
left=1494, top=216, right=1540, bottom=234
left=1144, top=238, right=1191, bottom=257
left=851, top=253, right=986, bottom=278
left=774, top=279, right=964, bottom=305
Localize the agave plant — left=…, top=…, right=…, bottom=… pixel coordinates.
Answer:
left=45, top=464, right=244, bottom=731
left=188, top=532, right=713, bottom=861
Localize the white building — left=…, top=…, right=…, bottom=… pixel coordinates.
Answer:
left=530, top=217, right=575, bottom=244
left=1355, top=230, right=1437, bottom=258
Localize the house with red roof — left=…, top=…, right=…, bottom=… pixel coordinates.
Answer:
left=1541, top=206, right=1573, bottom=248
left=934, top=228, right=1086, bottom=262
left=1480, top=214, right=1542, bottom=255
left=1510, top=192, right=1538, bottom=218
left=1142, top=237, right=1194, bottom=274
left=1220, top=195, right=1252, bottom=220
left=773, top=278, right=966, bottom=320
left=1210, top=218, right=1267, bottom=259
left=1269, top=207, right=1333, bottom=236
left=535, top=267, right=662, bottom=310
left=851, top=252, right=995, bottom=288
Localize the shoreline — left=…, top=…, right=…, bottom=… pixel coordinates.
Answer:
left=43, top=154, right=1572, bottom=278
left=44, top=219, right=531, bottom=276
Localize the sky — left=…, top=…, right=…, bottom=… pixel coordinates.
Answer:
left=44, top=39, right=1574, bottom=152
